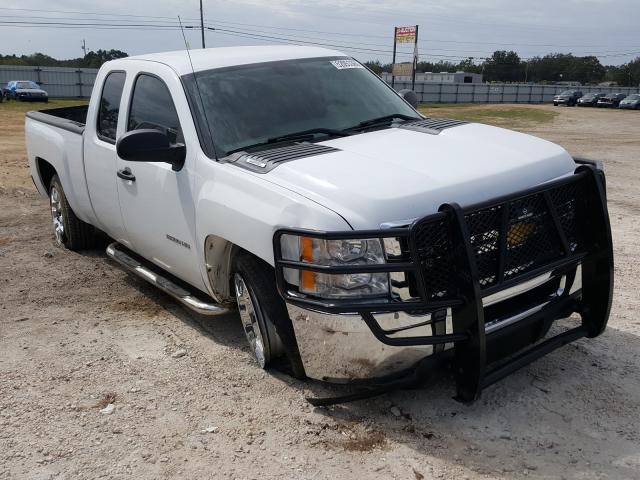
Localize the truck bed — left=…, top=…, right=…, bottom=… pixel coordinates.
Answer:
left=25, top=105, right=88, bottom=135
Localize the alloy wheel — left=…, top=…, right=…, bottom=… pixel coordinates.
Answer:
left=234, top=273, right=269, bottom=368
left=50, top=186, right=64, bottom=245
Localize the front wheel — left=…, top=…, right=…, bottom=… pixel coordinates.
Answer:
left=232, top=252, right=305, bottom=377
left=49, top=174, right=94, bottom=250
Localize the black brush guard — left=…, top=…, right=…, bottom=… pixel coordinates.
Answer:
left=273, top=164, right=613, bottom=401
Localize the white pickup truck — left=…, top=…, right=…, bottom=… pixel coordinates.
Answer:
left=26, top=46, right=613, bottom=402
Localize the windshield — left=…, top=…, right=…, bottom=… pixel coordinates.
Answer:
left=627, top=94, right=640, bottom=100
left=16, top=81, right=39, bottom=89
left=184, top=57, right=420, bottom=155
left=559, top=90, right=575, bottom=95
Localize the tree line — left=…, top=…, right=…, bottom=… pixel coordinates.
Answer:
left=0, top=50, right=128, bottom=69
left=1, top=49, right=638, bottom=86
left=365, top=51, right=640, bottom=86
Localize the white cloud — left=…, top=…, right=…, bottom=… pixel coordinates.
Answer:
left=0, top=0, right=637, bottom=65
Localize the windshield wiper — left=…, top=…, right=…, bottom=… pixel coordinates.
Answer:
left=347, top=113, right=420, bottom=131
left=227, top=128, right=352, bottom=155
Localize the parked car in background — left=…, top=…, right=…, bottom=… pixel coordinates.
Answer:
left=577, top=92, right=605, bottom=107
left=553, top=90, right=583, bottom=106
left=619, top=94, right=640, bottom=110
left=597, top=93, right=626, bottom=108
left=4, top=80, right=49, bottom=102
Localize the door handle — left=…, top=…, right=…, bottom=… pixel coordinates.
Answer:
left=117, top=168, right=136, bottom=182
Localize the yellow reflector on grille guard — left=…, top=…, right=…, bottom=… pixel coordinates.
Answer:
left=507, top=222, right=536, bottom=248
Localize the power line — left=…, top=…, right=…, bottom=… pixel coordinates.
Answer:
left=205, top=26, right=491, bottom=59
left=202, top=21, right=640, bottom=57
left=0, top=19, right=451, bottom=58
left=0, top=20, right=188, bottom=28
left=1, top=7, right=639, bottom=50
left=1, top=18, right=638, bottom=62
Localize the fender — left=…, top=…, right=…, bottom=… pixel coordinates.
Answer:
left=196, top=159, right=351, bottom=303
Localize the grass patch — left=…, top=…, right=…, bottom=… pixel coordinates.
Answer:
left=417, top=104, right=559, bottom=129
left=0, top=98, right=88, bottom=113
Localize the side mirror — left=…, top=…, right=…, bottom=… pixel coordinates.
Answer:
left=398, top=89, right=419, bottom=109
left=116, top=129, right=185, bottom=171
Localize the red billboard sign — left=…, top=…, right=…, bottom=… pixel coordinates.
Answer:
left=395, top=26, right=417, bottom=43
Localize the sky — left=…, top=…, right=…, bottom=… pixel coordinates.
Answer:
left=1, top=0, right=638, bottom=66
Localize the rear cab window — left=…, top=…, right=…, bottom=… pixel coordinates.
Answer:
left=97, top=71, right=126, bottom=143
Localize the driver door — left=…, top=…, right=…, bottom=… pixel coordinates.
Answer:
left=116, top=72, right=202, bottom=288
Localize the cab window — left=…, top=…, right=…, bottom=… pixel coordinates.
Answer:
left=97, top=72, right=126, bottom=143
left=127, top=74, right=183, bottom=144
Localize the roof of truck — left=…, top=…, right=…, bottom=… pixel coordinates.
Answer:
left=119, top=45, right=347, bottom=76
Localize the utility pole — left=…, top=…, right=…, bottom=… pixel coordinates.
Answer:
left=412, top=24, right=419, bottom=91
left=200, top=0, right=205, bottom=48
left=81, top=39, right=87, bottom=57
left=391, top=27, right=397, bottom=88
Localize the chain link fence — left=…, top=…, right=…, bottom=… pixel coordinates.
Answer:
left=0, top=65, right=97, bottom=98
left=389, top=79, right=640, bottom=104
left=1, top=64, right=639, bottom=102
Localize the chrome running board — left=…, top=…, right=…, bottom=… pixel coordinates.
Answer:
left=106, top=242, right=231, bottom=316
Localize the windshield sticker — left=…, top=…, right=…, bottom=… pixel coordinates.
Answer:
left=330, top=59, right=364, bottom=70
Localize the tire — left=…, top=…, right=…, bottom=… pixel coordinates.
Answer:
left=232, top=252, right=305, bottom=378
left=553, top=102, right=558, bottom=106
left=48, top=174, right=94, bottom=250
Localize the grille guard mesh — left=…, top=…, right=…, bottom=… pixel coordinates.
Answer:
left=273, top=164, right=614, bottom=400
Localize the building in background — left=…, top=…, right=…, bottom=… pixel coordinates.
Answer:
left=383, top=71, right=483, bottom=84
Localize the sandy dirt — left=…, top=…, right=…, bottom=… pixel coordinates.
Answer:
left=1, top=103, right=639, bottom=480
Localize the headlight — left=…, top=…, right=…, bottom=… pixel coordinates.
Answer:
left=280, top=235, right=389, bottom=299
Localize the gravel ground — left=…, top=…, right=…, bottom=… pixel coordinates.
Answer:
left=1, top=104, right=639, bottom=480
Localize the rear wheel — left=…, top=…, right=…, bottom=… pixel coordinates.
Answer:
left=232, top=252, right=305, bottom=377
left=49, top=175, right=94, bottom=250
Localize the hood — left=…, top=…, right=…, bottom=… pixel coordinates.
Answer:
left=260, top=123, right=576, bottom=229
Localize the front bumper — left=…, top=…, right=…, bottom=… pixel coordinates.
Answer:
left=274, top=163, right=614, bottom=401
left=286, top=268, right=582, bottom=382
left=16, top=93, right=48, bottom=101
left=619, top=103, right=638, bottom=109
